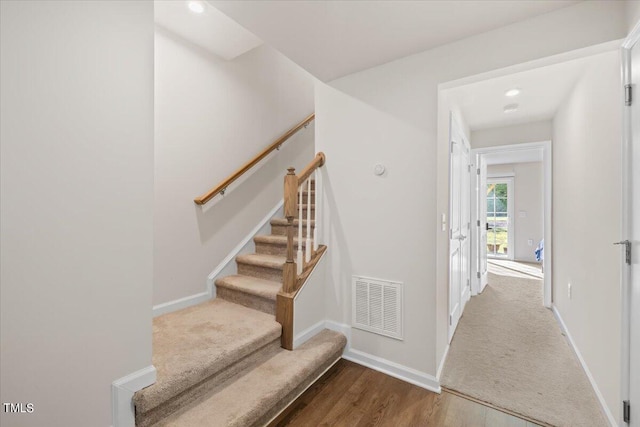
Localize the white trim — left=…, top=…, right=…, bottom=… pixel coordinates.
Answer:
left=111, top=365, right=156, bottom=427
left=551, top=306, right=616, bottom=427
left=152, top=292, right=210, bottom=318
left=439, top=39, right=623, bottom=91
left=436, top=344, right=451, bottom=381
left=622, top=19, right=640, bottom=49
left=324, top=320, right=352, bottom=351
left=343, top=348, right=441, bottom=393
left=487, top=172, right=515, bottom=178
left=295, top=320, right=440, bottom=394
left=152, top=200, right=284, bottom=317
left=293, top=320, right=327, bottom=349
left=472, top=140, right=552, bottom=308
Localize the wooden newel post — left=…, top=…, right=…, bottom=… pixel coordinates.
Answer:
left=283, top=167, right=298, bottom=294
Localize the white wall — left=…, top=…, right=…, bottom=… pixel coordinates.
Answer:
left=154, top=28, right=315, bottom=305
left=627, top=0, right=640, bottom=33
left=552, top=50, right=622, bottom=423
left=0, top=2, right=154, bottom=426
left=471, top=121, right=552, bottom=149
left=487, top=163, right=543, bottom=262
left=315, top=1, right=627, bottom=378
left=293, top=254, right=327, bottom=345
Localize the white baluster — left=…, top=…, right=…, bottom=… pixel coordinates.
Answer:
left=313, top=169, right=319, bottom=251
left=296, top=180, right=303, bottom=274
left=305, top=178, right=312, bottom=263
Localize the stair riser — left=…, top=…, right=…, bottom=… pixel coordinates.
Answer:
left=297, top=193, right=315, bottom=204
left=294, top=208, right=315, bottom=219
left=237, top=262, right=283, bottom=283
left=217, top=286, right=276, bottom=315
left=255, top=241, right=315, bottom=258
left=248, top=346, right=344, bottom=427
left=270, top=224, right=315, bottom=237
left=136, top=339, right=282, bottom=427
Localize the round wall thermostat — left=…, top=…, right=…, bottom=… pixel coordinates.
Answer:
left=373, top=164, right=385, bottom=176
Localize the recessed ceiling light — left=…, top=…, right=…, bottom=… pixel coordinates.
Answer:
left=505, top=88, right=521, bottom=97
left=187, top=1, right=205, bottom=14
left=504, top=104, right=519, bottom=113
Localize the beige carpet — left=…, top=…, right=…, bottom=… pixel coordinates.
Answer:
left=441, top=272, right=608, bottom=427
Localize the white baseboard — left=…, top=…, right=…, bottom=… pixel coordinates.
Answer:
left=152, top=200, right=284, bottom=318
left=152, top=292, right=210, bottom=318
left=343, top=348, right=441, bottom=393
left=294, top=320, right=351, bottom=350
left=111, top=365, right=156, bottom=427
left=436, top=344, right=450, bottom=381
left=551, top=306, right=616, bottom=427
left=293, top=320, right=327, bottom=349
left=295, top=319, right=440, bottom=393
left=324, top=320, right=352, bottom=350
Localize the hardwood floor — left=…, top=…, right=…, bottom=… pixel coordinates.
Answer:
left=269, top=359, right=542, bottom=427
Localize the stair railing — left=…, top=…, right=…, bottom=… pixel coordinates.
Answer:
left=277, top=152, right=327, bottom=349
left=194, top=113, right=315, bottom=205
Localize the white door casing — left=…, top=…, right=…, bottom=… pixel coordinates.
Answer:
left=621, top=23, right=639, bottom=427
left=461, top=145, right=471, bottom=310
left=479, top=156, right=488, bottom=292
left=449, top=114, right=471, bottom=342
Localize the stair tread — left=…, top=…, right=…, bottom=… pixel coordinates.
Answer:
left=236, top=253, right=286, bottom=270
left=254, top=234, right=313, bottom=246
left=134, top=299, right=281, bottom=414
left=215, top=275, right=281, bottom=300
left=155, top=329, right=347, bottom=427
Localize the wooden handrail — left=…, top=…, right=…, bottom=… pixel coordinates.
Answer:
left=194, top=113, right=315, bottom=205
left=296, top=152, right=325, bottom=184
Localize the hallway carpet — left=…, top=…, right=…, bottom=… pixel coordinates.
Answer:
left=440, top=273, right=608, bottom=427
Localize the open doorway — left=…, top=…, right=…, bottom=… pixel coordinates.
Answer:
left=472, top=142, right=550, bottom=305
left=439, top=47, right=618, bottom=427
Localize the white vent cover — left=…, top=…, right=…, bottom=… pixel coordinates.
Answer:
left=352, top=276, right=403, bottom=340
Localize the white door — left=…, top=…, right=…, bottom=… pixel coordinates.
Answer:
left=478, top=156, right=489, bottom=291
left=449, top=116, right=471, bottom=341
left=627, top=38, right=639, bottom=427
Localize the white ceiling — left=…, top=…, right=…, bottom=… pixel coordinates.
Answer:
left=155, top=1, right=262, bottom=60
left=484, top=148, right=543, bottom=165
left=209, top=0, right=580, bottom=81
left=444, top=56, right=595, bottom=131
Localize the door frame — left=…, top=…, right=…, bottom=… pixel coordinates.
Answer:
left=471, top=141, right=552, bottom=308
left=620, top=21, right=640, bottom=426
left=486, top=176, right=515, bottom=261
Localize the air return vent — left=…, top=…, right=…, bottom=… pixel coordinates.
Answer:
left=352, top=276, right=403, bottom=340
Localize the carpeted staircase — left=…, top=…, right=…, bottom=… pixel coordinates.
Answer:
left=134, top=186, right=345, bottom=426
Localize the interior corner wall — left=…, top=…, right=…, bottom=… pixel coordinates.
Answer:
left=0, top=2, right=154, bottom=426
left=552, top=50, right=622, bottom=423
left=471, top=121, right=553, bottom=149
left=487, top=163, right=543, bottom=262
left=154, top=30, right=315, bottom=306
left=626, top=0, right=640, bottom=33
left=315, top=0, right=627, bottom=378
